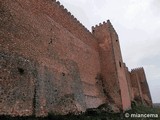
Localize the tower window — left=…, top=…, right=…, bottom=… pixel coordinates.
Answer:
left=62, top=72, right=65, bottom=76
left=18, top=67, right=24, bottom=75
left=116, top=39, right=118, bottom=42
left=119, top=61, right=122, bottom=67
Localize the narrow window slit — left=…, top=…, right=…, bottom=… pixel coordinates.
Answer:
left=119, top=61, right=122, bottom=67
left=18, top=67, right=24, bottom=75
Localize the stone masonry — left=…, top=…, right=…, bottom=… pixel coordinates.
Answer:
left=0, top=0, right=152, bottom=117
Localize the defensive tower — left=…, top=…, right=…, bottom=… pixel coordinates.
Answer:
left=92, top=20, right=131, bottom=111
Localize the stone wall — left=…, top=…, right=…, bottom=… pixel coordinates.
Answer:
left=130, top=68, right=152, bottom=106
left=0, top=0, right=104, bottom=116
left=0, top=53, right=36, bottom=116
left=0, top=0, right=152, bottom=117
left=92, top=21, right=131, bottom=111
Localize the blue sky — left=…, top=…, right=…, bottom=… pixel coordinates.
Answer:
left=58, top=0, right=160, bottom=103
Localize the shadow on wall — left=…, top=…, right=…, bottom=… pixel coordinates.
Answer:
left=0, top=52, right=86, bottom=116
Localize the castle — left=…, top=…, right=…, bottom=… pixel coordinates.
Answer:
left=0, top=0, right=152, bottom=116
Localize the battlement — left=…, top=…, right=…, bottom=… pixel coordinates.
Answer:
left=92, top=20, right=118, bottom=37
left=92, top=20, right=108, bottom=30
left=55, top=1, right=90, bottom=33
left=0, top=0, right=152, bottom=116
left=131, top=67, right=144, bottom=72
left=46, top=0, right=99, bottom=50
left=123, top=63, right=130, bottom=72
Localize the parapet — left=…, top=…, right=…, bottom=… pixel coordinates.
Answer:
left=92, top=20, right=118, bottom=37
left=131, top=67, right=144, bottom=72
left=123, top=63, right=129, bottom=71
left=54, top=0, right=90, bottom=33
left=47, top=0, right=99, bottom=50
left=92, top=20, right=108, bottom=30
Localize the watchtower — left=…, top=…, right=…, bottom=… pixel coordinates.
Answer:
left=92, top=20, right=131, bottom=111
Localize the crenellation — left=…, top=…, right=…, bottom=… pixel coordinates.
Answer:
left=53, top=0, right=93, bottom=36
left=92, top=20, right=118, bottom=39
left=103, top=21, right=106, bottom=24
left=68, top=11, right=72, bottom=17
left=92, top=26, right=95, bottom=31
left=0, top=0, right=152, bottom=117
left=56, top=1, right=61, bottom=5
left=131, top=67, right=144, bottom=72
left=63, top=8, right=67, bottom=12
left=93, top=20, right=109, bottom=29
left=60, top=4, right=64, bottom=9
left=99, top=23, right=103, bottom=26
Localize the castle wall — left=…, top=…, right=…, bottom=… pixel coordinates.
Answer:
left=92, top=22, right=121, bottom=111
left=109, top=24, right=131, bottom=111
left=0, top=0, right=152, bottom=117
left=12, top=0, right=98, bottom=51
left=0, top=53, right=36, bottom=116
left=0, top=0, right=104, bottom=116
left=92, top=21, right=131, bottom=111
left=130, top=69, right=144, bottom=104
left=131, top=68, right=152, bottom=106
left=124, top=64, right=133, bottom=101
left=138, top=69, right=152, bottom=106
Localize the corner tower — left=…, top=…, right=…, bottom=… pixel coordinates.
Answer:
left=92, top=20, right=131, bottom=111
left=131, top=68, right=152, bottom=106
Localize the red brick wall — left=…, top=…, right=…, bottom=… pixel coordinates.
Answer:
left=130, top=69, right=144, bottom=104
left=131, top=68, right=152, bottom=106
left=92, top=22, right=121, bottom=111
left=118, top=64, right=131, bottom=111
left=0, top=0, right=152, bottom=117
left=92, top=21, right=131, bottom=111
left=124, top=64, right=133, bottom=101
left=0, top=0, right=104, bottom=116
left=0, top=53, right=36, bottom=116
left=109, top=24, right=131, bottom=111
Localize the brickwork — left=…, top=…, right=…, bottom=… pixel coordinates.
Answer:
left=130, top=69, right=144, bottom=104
left=0, top=53, right=36, bottom=116
left=130, top=68, right=152, bottom=106
left=0, top=0, right=104, bottom=116
left=124, top=63, right=133, bottom=101
left=0, top=0, right=152, bottom=117
left=92, top=22, right=121, bottom=111
left=92, top=21, right=131, bottom=111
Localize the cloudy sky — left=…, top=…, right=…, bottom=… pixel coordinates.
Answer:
left=58, top=0, right=160, bottom=103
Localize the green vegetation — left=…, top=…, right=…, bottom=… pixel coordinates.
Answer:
left=1, top=104, right=160, bottom=120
